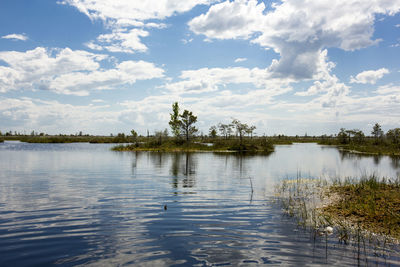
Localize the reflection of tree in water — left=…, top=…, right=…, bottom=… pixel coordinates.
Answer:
left=373, top=155, right=381, bottom=165
left=339, top=150, right=382, bottom=166
left=339, top=150, right=362, bottom=161
left=233, top=154, right=245, bottom=176
left=149, top=152, right=164, bottom=170
left=213, top=152, right=266, bottom=177
left=391, top=156, right=400, bottom=169
left=170, top=153, right=196, bottom=189
left=391, top=157, right=400, bottom=178
left=131, top=152, right=138, bottom=177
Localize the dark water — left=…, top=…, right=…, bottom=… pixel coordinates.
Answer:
left=0, top=141, right=399, bottom=266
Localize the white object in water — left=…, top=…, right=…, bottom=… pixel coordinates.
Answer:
left=325, top=226, right=333, bottom=234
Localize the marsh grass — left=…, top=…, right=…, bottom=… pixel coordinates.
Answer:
left=325, top=175, right=400, bottom=239
left=113, top=137, right=275, bottom=153
left=112, top=140, right=218, bottom=152
left=319, top=138, right=400, bottom=156
left=275, top=175, right=400, bottom=260
left=3, top=135, right=134, bottom=143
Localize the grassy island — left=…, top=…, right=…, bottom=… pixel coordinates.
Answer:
left=323, top=177, right=400, bottom=239
left=318, top=125, right=400, bottom=156
left=322, top=142, right=400, bottom=156
left=112, top=138, right=275, bottom=153
left=276, top=176, right=400, bottom=244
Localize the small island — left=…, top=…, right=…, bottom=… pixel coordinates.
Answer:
left=277, top=175, right=400, bottom=243
left=113, top=102, right=274, bottom=153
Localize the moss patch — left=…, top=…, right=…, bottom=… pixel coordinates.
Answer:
left=323, top=177, right=400, bottom=239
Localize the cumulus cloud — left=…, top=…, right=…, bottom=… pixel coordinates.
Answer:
left=61, top=0, right=217, bottom=53
left=60, top=0, right=217, bottom=22
left=86, top=28, right=149, bottom=53
left=189, top=0, right=400, bottom=79
left=296, top=75, right=349, bottom=99
left=350, top=68, right=390, bottom=84
left=1, top=33, right=28, bottom=41
left=0, top=47, right=164, bottom=95
left=375, top=83, right=400, bottom=94
left=189, top=0, right=264, bottom=39
left=0, top=97, right=121, bottom=134
left=163, top=66, right=293, bottom=95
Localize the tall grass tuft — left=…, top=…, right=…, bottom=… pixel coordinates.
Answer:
left=275, top=175, right=400, bottom=258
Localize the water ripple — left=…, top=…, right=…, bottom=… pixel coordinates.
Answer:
left=0, top=143, right=399, bottom=266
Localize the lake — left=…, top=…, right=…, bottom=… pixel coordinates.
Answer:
left=0, top=141, right=399, bottom=266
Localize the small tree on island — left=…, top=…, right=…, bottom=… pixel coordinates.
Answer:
left=209, top=125, right=217, bottom=138
left=168, top=102, right=198, bottom=142
left=169, top=102, right=181, bottom=138
left=337, top=128, right=348, bottom=144
left=180, top=110, right=198, bottom=142
left=371, top=123, right=384, bottom=144
left=387, top=128, right=400, bottom=145
left=246, top=125, right=256, bottom=139
left=231, top=118, right=248, bottom=145
left=218, top=123, right=233, bottom=139
left=131, top=129, right=138, bottom=141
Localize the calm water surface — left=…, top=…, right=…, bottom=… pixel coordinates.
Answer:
left=0, top=141, right=399, bottom=266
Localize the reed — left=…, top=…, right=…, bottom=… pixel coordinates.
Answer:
left=275, top=175, right=400, bottom=252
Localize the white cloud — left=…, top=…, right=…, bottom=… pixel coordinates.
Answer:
left=164, top=66, right=293, bottom=95
left=234, top=57, right=247, bottom=63
left=189, top=0, right=264, bottom=39
left=294, top=49, right=349, bottom=97
left=0, top=47, right=164, bottom=95
left=350, top=68, right=390, bottom=84
left=0, top=97, right=121, bottom=134
left=61, top=0, right=217, bottom=22
left=375, top=83, right=400, bottom=94
left=189, top=0, right=400, bottom=79
left=1, top=33, right=28, bottom=41
left=87, top=28, right=149, bottom=53
left=396, top=24, right=400, bottom=27
left=182, top=38, right=194, bottom=44
left=62, top=0, right=217, bottom=53
left=296, top=75, right=348, bottom=98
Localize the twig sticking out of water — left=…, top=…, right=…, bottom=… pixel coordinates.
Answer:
left=248, top=176, right=254, bottom=193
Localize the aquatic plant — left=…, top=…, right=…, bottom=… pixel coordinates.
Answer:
left=275, top=175, right=400, bottom=260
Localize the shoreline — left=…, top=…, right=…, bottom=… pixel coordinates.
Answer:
left=111, top=144, right=275, bottom=154
left=1, top=136, right=399, bottom=156
left=276, top=177, right=400, bottom=245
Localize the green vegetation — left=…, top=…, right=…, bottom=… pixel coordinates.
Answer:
left=319, top=123, right=400, bottom=156
left=276, top=175, right=400, bottom=244
left=1, top=109, right=399, bottom=156
left=113, top=102, right=275, bottom=152
left=112, top=135, right=274, bottom=152
left=1, top=134, right=134, bottom=143
left=324, top=176, right=400, bottom=239
left=179, top=109, right=198, bottom=142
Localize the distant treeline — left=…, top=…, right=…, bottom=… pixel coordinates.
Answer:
left=0, top=132, right=135, bottom=144
left=1, top=104, right=399, bottom=155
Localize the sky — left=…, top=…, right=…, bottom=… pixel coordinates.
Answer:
left=0, top=0, right=400, bottom=136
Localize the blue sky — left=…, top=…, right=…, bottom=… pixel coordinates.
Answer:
left=0, top=0, right=399, bottom=136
